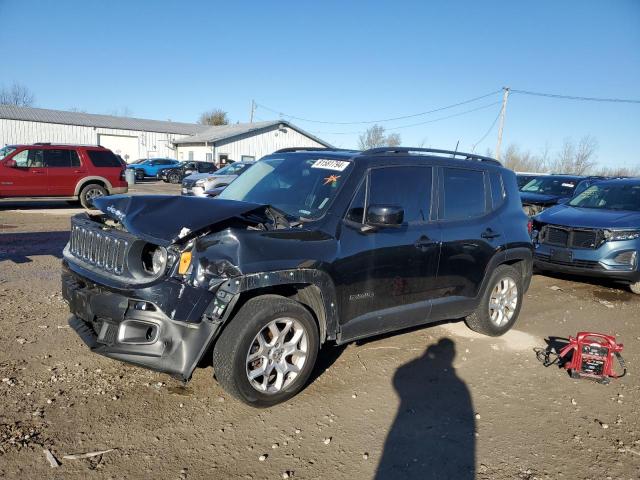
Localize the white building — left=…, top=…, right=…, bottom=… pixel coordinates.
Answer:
left=172, top=120, right=331, bottom=165
left=0, top=105, right=331, bottom=165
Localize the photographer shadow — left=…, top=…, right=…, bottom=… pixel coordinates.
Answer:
left=376, top=338, right=475, bottom=480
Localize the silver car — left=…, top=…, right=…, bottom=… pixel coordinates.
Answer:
left=181, top=161, right=254, bottom=197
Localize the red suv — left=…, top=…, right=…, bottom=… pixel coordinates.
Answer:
left=0, top=143, right=128, bottom=208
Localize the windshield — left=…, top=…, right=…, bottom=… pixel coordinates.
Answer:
left=218, top=156, right=352, bottom=219
left=0, top=146, right=16, bottom=160
left=521, top=177, right=579, bottom=196
left=217, top=162, right=248, bottom=175
left=569, top=183, right=640, bottom=211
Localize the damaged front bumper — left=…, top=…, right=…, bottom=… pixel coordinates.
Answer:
left=62, top=263, right=235, bottom=381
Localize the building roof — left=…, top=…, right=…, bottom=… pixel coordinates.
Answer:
left=171, top=120, right=332, bottom=147
left=0, top=104, right=209, bottom=135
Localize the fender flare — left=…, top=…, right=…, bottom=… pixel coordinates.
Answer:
left=74, top=176, right=114, bottom=196
left=209, top=269, right=339, bottom=342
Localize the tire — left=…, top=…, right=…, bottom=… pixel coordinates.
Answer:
left=212, top=295, right=320, bottom=407
left=135, top=169, right=144, bottom=181
left=168, top=172, right=181, bottom=184
left=630, top=282, right=640, bottom=295
left=79, top=183, right=107, bottom=209
left=464, top=265, right=523, bottom=336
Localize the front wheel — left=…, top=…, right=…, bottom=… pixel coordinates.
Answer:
left=168, top=172, right=181, bottom=184
left=135, top=169, right=144, bottom=181
left=212, top=295, right=319, bottom=407
left=465, top=265, right=523, bottom=336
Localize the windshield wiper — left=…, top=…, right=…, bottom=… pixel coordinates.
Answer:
left=265, top=205, right=300, bottom=229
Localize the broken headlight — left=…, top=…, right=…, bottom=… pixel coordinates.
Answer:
left=603, top=229, right=640, bottom=242
left=141, top=244, right=168, bottom=275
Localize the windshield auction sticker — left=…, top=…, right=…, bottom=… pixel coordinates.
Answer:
left=311, top=159, right=350, bottom=171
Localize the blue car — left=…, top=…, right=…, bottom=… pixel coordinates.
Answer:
left=127, top=158, right=180, bottom=180
left=532, top=178, right=640, bottom=293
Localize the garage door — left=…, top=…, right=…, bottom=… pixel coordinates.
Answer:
left=98, top=134, right=139, bottom=163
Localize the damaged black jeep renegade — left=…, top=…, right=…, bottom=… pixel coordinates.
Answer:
left=62, top=147, right=533, bottom=406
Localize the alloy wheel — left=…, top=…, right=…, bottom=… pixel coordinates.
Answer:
left=245, top=317, right=309, bottom=394
left=488, top=277, right=518, bottom=327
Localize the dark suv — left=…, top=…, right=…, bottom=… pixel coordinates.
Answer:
left=0, top=143, right=127, bottom=208
left=158, top=161, right=217, bottom=184
left=61, top=147, right=532, bottom=406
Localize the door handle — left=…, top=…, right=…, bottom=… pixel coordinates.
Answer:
left=481, top=228, right=501, bottom=240
left=32, top=170, right=45, bottom=174
left=73, top=170, right=87, bottom=174
left=414, top=235, right=437, bottom=252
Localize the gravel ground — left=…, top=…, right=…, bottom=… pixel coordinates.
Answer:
left=0, top=183, right=638, bottom=479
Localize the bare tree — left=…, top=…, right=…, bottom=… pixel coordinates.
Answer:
left=502, top=144, right=549, bottom=172
left=0, top=82, right=35, bottom=107
left=199, top=109, right=229, bottom=126
left=108, top=106, right=133, bottom=117
left=358, top=124, right=402, bottom=150
left=549, top=136, right=598, bottom=174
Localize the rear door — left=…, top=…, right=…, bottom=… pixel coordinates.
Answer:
left=45, top=149, right=84, bottom=196
left=430, top=166, right=504, bottom=319
left=335, top=165, right=442, bottom=341
left=0, top=148, right=48, bottom=196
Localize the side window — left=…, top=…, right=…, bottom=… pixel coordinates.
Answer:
left=44, top=149, right=77, bottom=168
left=13, top=149, right=44, bottom=167
left=368, top=166, right=432, bottom=223
left=346, top=177, right=366, bottom=223
left=440, top=168, right=487, bottom=220
left=86, top=150, right=121, bottom=167
left=489, top=172, right=506, bottom=209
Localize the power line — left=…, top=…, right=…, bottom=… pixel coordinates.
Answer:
left=511, top=89, right=640, bottom=104
left=471, top=106, right=502, bottom=152
left=309, top=101, right=503, bottom=135
left=255, top=90, right=502, bottom=125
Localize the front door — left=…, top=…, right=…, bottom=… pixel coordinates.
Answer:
left=0, top=148, right=48, bottom=196
left=335, top=165, right=441, bottom=342
left=45, top=149, right=85, bottom=196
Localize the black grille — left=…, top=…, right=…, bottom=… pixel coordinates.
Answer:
left=541, top=225, right=602, bottom=250
left=535, top=253, right=603, bottom=270
left=69, top=223, right=129, bottom=274
left=545, top=227, right=569, bottom=246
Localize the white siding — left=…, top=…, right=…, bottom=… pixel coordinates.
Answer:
left=0, top=118, right=191, bottom=161
left=176, top=124, right=325, bottom=164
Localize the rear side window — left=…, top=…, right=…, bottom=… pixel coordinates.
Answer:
left=44, top=149, right=80, bottom=168
left=87, top=150, right=122, bottom=167
left=489, top=172, right=506, bottom=209
left=440, top=168, right=487, bottom=220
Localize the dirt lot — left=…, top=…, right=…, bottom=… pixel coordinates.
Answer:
left=1, top=183, right=639, bottom=480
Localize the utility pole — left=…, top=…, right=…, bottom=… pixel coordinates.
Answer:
left=249, top=100, right=256, bottom=123
left=495, top=87, right=510, bottom=160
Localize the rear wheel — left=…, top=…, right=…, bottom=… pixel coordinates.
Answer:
left=79, top=183, right=107, bottom=209
left=465, top=265, right=523, bottom=336
left=212, top=295, right=319, bottom=407
left=630, top=282, right=640, bottom=295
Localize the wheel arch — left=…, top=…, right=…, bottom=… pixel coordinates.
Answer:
left=74, top=176, right=113, bottom=196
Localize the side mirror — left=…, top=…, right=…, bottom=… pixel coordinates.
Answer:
left=365, top=205, right=404, bottom=228
left=4, top=158, right=17, bottom=168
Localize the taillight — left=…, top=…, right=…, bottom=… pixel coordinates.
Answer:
left=120, top=168, right=126, bottom=181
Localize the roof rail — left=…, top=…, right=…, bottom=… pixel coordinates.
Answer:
left=33, top=142, right=104, bottom=147
left=361, top=147, right=501, bottom=165
left=273, top=147, right=357, bottom=154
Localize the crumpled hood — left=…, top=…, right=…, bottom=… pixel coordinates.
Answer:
left=93, top=195, right=264, bottom=246
left=536, top=204, right=640, bottom=229
left=520, top=192, right=564, bottom=205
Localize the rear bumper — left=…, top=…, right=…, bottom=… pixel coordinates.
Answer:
left=62, top=264, right=220, bottom=380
